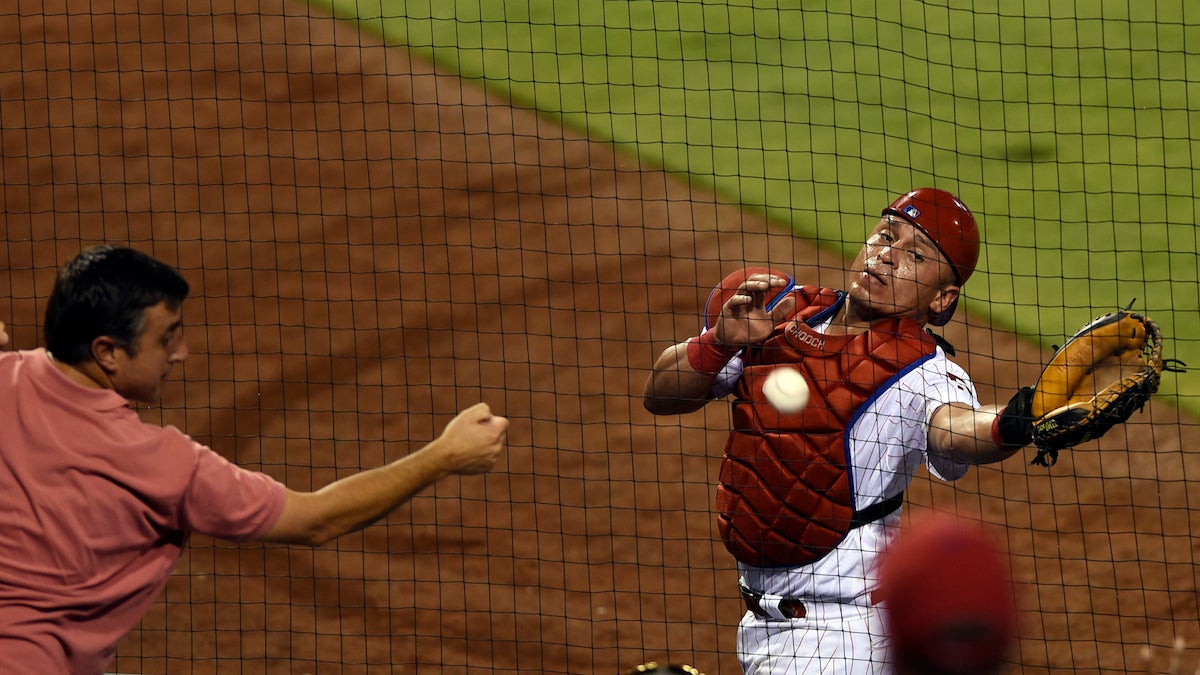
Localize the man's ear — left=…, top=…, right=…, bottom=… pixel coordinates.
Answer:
left=90, top=336, right=122, bottom=373
left=930, top=286, right=960, bottom=315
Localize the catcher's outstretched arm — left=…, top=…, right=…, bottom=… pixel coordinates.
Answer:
left=927, top=401, right=1026, bottom=465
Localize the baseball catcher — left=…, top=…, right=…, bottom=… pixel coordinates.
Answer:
left=643, top=187, right=1180, bottom=673
left=993, top=306, right=1183, bottom=466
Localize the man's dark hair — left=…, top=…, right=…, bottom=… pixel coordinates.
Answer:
left=44, top=245, right=190, bottom=364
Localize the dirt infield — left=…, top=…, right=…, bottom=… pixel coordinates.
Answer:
left=2, top=1, right=1197, bottom=674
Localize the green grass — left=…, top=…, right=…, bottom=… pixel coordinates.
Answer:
left=312, top=0, right=1199, bottom=411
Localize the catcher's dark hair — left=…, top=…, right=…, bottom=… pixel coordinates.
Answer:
left=44, top=245, right=190, bottom=364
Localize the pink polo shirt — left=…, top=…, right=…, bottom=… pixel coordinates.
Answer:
left=0, top=349, right=288, bottom=674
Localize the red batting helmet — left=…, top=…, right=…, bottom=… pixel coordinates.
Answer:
left=882, top=188, right=980, bottom=326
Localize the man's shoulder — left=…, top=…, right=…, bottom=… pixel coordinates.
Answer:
left=897, top=350, right=977, bottom=401
left=931, top=347, right=974, bottom=380
left=0, top=349, right=50, bottom=388
left=0, top=347, right=40, bottom=365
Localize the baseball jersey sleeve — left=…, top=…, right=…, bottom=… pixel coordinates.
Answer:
left=175, top=434, right=288, bottom=542
left=920, top=354, right=979, bottom=481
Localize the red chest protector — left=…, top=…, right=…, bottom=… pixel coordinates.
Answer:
left=716, top=285, right=938, bottom=568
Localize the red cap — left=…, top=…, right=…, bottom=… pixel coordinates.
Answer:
left=883, top=188, right=980, bottom=285
left=876, top=515, right=1018, bottom=675
left=882, top=188, right=980, bottom=326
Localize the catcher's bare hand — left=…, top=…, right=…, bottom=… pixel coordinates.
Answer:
left=711, top=273, right=795, bottom=347
left=437, top=402, right=509, bottom=475
left=0, top=321, right=8, bottom=348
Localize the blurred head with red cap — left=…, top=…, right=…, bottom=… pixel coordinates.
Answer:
left=875, top=514, right=1018, bottom=675
left=848, top=188, right=980, bottom=327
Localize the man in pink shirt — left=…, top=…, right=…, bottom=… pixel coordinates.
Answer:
left=0, top=245, right=509, bottom=674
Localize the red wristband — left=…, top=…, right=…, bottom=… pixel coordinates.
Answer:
left=686, top=330, right=741, bottom=374
left=990, top=414, right=1011, bottom=448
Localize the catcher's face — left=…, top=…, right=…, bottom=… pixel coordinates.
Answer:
left=847, top=216, right=959, bottom=324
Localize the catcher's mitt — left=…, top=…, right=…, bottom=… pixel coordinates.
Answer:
left=1024, top=309, right=1168, bottom=466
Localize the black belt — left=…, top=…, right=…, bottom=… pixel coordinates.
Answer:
left=738, top=494, right=903, bottom=621
left=739, top=580, right=806, bottom=620
left=850, top=493, right=903, bottom=529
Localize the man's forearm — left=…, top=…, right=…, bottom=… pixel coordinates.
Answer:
left=928, top=402, right=1024, bottom=465
left=267, top=441, right=453, bottom=546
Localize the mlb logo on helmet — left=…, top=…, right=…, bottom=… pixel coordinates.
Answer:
left=902, top=205, right=921, bottom=220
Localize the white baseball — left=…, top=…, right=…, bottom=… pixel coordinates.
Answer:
left=762, top=367, right=810, bottom=414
